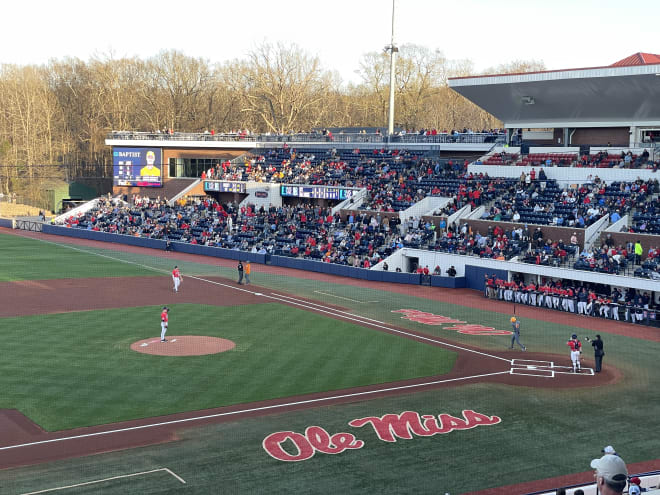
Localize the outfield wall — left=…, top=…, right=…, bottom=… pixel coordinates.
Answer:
left=39, top=225, right=465, bottom=288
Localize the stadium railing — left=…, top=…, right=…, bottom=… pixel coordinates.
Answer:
left=107, top=131, right=506, bottom=145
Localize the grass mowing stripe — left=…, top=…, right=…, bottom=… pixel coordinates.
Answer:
left=0, top=233, right=156, bottom=281
left=0, top=303, right=455, bottom=431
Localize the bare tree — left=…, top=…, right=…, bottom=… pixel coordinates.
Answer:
left=140, top=50, right=216, bottom=132
left=0, top=64, right=66, bottom=197
left=224, top=43, right=334, bottom=133
left=482, top=59, right=547, bottom=75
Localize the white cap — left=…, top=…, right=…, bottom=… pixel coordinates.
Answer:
left=590, top=454, right=628, bottom=484
left=602, top=445, right=616, bottom=455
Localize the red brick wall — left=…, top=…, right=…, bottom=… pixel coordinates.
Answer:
left=571, top=128, right=629, bottom=146
left=460, top=219, right=585, bottom=246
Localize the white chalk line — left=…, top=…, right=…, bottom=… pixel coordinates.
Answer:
left=18, top=233, right=504, bottom=358
left=270, top=293, right=513, bottom=363
left=19, top=234, right=506, bottom=363
left=509, top=360, right=595, bottom=378
left=313, top=290, right=379, bottom=304
left=0, top=233, right=525, bottom=454
left=44, top=237, right=512, bottom=365
left=18, top=467, right=185, bottom=494
left=0, top=370, right=510, bottom=453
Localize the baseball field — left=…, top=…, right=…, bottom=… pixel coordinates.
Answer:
left=0, top=228, right=658, bottom=494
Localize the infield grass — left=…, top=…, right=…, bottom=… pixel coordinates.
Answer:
left=0, top=303, right=455, bottom=431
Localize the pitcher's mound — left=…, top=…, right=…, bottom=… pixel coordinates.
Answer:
left=131, top=336, right=236, bottom=356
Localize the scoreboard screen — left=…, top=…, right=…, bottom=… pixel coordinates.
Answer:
left=204, top=181, right=246, bottom=193
left=113, top=147, right=162, bottom=187
left=280, top=185, right=356, bottom=200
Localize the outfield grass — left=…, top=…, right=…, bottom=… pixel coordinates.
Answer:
left=0, top=303, right=455, bottom=431
left=0, top=233, right=154, bottom=281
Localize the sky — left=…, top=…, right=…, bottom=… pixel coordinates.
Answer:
left=3, top=0, right=659, bottom=84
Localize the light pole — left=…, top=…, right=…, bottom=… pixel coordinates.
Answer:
left=384, top=0, right=398, bottom=137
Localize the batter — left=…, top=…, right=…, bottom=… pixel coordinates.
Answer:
left=567, top=334, right=582, bottom=372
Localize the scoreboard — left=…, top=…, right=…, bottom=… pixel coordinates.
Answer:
left=113, top=147, right=162, bottom=187
left=204, top=181, right=246, bottom=193
left=280, top=185, right=356, bottom=200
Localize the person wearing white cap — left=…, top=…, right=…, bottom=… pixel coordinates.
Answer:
left=590, top=454, right=628, bottom=494
left=602, top=445, right=617, bottom=455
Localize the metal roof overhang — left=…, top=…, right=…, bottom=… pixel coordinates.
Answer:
left=448, top=65, right=660, bottom=128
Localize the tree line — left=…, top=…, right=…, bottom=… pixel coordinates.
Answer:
left=0, top=42, right=544, bottom=198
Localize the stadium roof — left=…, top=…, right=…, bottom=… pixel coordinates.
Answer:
left=610, top=52, right=660, bottom=67
left=448, top=53, right=660, bottom=128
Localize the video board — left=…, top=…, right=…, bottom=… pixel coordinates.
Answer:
left=280, top=185, right=356, bottom=200
left=204, top=181, right=246, bottom=193
left=113, top=147, right=162, bottom=187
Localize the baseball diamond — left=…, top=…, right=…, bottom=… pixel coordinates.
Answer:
left=0, top=228, right=658, bottom=495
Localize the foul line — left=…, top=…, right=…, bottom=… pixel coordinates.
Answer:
left=10, top=234, right=513, bottom=365
left=18, top=468, right=185, bottom=494
left=313, top=290, right=379, bottom=304
left=268, top=293, right=512, bottom=363
left=14, top=234, right=256, bottom=295
left=0, top=371, right=510, bottom=453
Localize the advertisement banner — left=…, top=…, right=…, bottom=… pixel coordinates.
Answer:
left=113, top=147, right=162, bottom=187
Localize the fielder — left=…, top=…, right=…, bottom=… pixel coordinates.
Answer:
left=567, top=334, right=582, bottom=372
left=172, top=265, right=182, bottom=292
left=161, top=306, right=169, bottom=342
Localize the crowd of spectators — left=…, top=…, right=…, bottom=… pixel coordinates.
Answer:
left=57, top=140, right=660, bottom=291
left=574, top=236, right=660, bottom=279
left=60, top=197, right=427, bottom=269
left=578, top=149, right=657, bottom=169
left=476, top=148, right=659, bottom=170
left=481, top=175, right=656, bottom=227
left=425, top=222, right=525, bottom=260
left=203, top=147, right=449, bottom=193
left=484, top=275, right=659, bottom=326
left=629, top=196, right=660, bottom=234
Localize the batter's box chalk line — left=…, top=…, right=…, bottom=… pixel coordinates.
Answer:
left=510, top=367, right=555, bottom=378
left=512, top=359, right=554, bottom=367
left=510, top=359, right=595, bottom=378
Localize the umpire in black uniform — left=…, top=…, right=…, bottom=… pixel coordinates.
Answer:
left=237, top=261, right=244, bottom=284
left=585, top=334, right=605, bottom=372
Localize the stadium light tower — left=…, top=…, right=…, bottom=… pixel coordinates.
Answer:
left=384, top=0, right=398, bottom=137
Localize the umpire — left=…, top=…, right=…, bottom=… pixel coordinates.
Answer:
left=237, top=261, right=244, bottom=284
left=585, top=334, right=605, bottom=372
